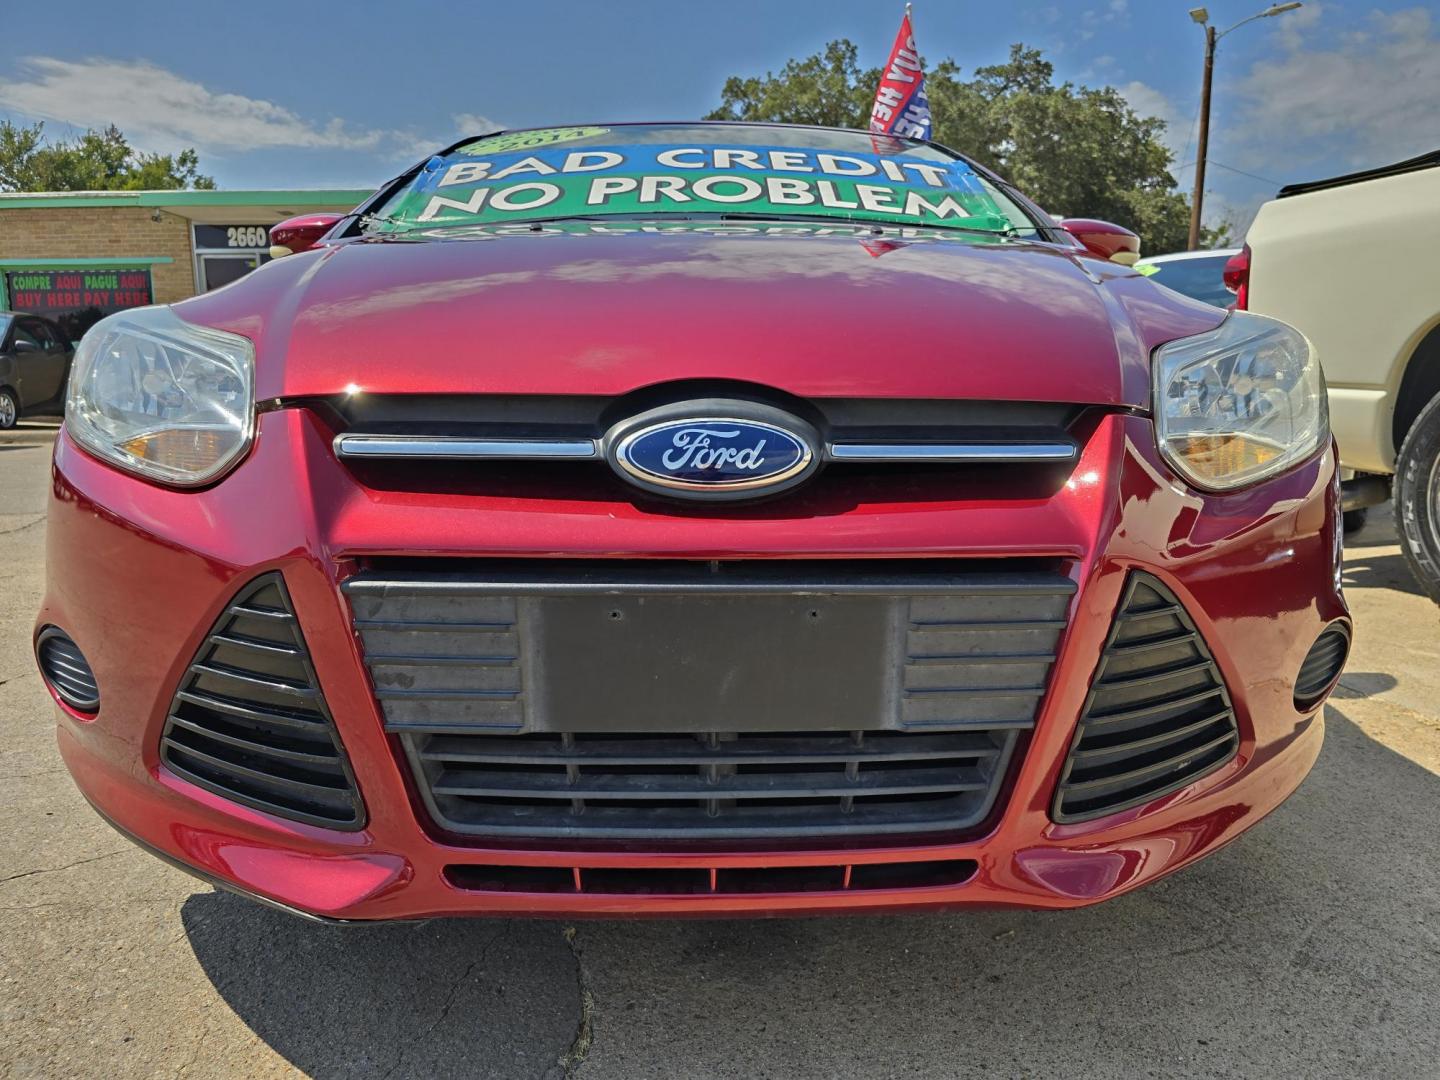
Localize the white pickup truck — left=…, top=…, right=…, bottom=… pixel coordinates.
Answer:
left=1240, top=150, right=1440, bottom=602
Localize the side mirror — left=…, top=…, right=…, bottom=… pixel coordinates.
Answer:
left=1058, top=218, right=1142, bottom=265
left=269, top=213, right=343, bottom=258
left=13, top=338, right=39, bottom=354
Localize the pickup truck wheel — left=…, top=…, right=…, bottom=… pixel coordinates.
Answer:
left=1395, top=392, right=1440, bottom=604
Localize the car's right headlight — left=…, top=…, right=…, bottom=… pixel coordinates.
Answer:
left=1153, top=310, right=1327, bottom=491
left=66, top=306, right=255, bottom=487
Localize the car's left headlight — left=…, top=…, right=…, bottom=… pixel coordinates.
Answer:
left=1154, top=310, right=1327, bottom=491
left=66, top=306, right=255, bottom=487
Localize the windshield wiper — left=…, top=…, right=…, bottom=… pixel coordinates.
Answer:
left=363, top=210, right=1022, bottom=239
left=711, top=211, right=1019, bottom=238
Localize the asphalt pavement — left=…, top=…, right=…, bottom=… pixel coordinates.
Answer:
left=3, top=420, right=1438, bottom=1079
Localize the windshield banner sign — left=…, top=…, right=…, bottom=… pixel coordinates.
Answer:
left=376, top=143, right=1011, bottom=233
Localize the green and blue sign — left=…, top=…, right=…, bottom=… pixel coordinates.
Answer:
left=377, top=138, right=1012, bottom=233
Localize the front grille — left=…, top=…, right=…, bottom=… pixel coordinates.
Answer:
left=159, top=575, right=363, bottom=829
left=1053, top=573, right=1239, bottom=823
left=346, top=560, right=1075, bottom=839
left=328, top=393, right=1086, bottom=504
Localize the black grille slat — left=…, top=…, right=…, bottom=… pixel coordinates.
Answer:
left=1053, top=573, right=1240, bottom=823
left=1062, top=730, right=1238, bottom=793
left=347, top=561, right=1073, bottom=839
left=417, top=730, right=1001, bottom=766
left=173, top=688, right=333, bottom=731
left=1069, top=710, right=1233, bottom=763
left=1080, top=686, right=1227, bottom=729
left=189, top=663, right=316, bottom=697
left=430, top=764, right=992, bottom=800
left=209, top=632, right=303, bottom=656
left=165, top=714, right=346, bottom=767
left=163, top=748, right=358, bottom=818
left=159, top=575, right=363, bottom=829
left=161, top=738, right=352, bottom=796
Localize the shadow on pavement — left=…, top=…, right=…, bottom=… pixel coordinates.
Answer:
left=181, top=708, right=1440, bottom=1079
left=1343, top=549, right=1427, bottom=597
left=179, top=901, right=582, bottom=1079
left=1332, top=671, right=1399, bottom=698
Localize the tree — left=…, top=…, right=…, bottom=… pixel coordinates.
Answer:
left=708, top=42, right=1225, bottom=254
left=0, top=121, right=215, bottom=192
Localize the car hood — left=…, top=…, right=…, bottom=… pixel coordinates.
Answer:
left=176, top=228, right=1226, bottom=407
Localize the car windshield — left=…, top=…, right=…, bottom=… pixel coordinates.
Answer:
left=364, top=123, right=1039, bottom=237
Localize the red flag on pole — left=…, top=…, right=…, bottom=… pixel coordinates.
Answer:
left=869, top=5, right=932, bottom=140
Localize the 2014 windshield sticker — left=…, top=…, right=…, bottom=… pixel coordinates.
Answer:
left=455, top=126, right=611, bottom=156
left=378, top=144, right=1011, bottom=231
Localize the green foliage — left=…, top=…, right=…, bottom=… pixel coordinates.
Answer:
left=708, top=40, right=875, bottom=130
left=708, top=41, right=1225, bottom=254
left=0, top=121, right=215, bottom=193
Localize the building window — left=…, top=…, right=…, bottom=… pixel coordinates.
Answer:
left=192, top=224, right=274, bottom=293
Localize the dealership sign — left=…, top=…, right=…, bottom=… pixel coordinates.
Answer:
left=378, top=136, right=1012, bottom=233
left=6, top=268, right=153, bottom=315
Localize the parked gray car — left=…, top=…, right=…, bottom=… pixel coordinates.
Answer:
left=0, top=313, right=73, bottom=428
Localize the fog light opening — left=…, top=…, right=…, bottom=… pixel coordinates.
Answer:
left=35, top=626, right=100, bottom=712
left=1294, top=624, right=1350, bottom=712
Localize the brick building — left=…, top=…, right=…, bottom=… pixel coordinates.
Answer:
left=0, top=189, right=369, bottom=339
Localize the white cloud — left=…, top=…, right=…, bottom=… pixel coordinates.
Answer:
left=452, top=112, right=502, bottom=136
left=1120, top=80, right=1192, bottom=163
left=0, top=56, right=495, bottom=163
left=1230, top=6, right=1440, bottom=168
left=1273, top=0, right=1324, bottom=51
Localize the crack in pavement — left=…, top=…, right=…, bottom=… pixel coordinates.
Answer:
left=0, top=849, right=130, bottom=886
left=0, top=769, right=67, bottom=780
left=557, top=925, right=595, bottom=1079
left=173, top=1024, right=210, bottom=1078
left=0, top=515, right=44, bottom=537
left=379, top=926, right=507, bottom=1080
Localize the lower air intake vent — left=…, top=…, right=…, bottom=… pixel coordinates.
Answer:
left=404, top=728, right=1017, bottom=840
left=36, top=627, right=100, bottom=711
left=1295, top=625, right=1349, bottom=709
left=1053, top=573, right=1239, bottom=823
left=159, top=574, right=363, bottom=829
left=346, top=560, right=1073, bottom=840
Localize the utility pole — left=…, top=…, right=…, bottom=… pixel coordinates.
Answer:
left=1187, top=24, right=1217, bottom=251
left=1186, top=4, right=1304, bottom=251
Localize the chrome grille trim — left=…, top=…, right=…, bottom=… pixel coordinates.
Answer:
left=825, top=442, right=1077, bottom=462
left=331, top=432, right=1077, bottom=464
left=334, top=434, right=599, bottom=460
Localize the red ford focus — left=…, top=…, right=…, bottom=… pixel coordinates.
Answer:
left=35, top=123, right=1348, bottom=921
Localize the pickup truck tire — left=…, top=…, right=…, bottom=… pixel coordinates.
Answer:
left=1395, top=392, right=1440, bottom=604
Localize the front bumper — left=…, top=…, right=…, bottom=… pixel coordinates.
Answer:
left=39, top=407, right=1347, bottom=919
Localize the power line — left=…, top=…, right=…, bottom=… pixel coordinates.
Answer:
left=1174, top=159, right=1282, bottom=187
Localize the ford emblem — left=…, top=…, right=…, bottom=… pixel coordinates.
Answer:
left=605, top=401, right=820, bottom=500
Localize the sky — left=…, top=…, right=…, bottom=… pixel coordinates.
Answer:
left=1, top=0, right=1437, bottom=233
